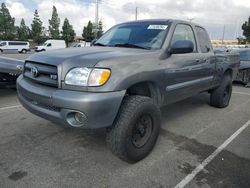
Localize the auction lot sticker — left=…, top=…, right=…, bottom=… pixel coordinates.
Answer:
left=147, top=25, right=168, bottom=30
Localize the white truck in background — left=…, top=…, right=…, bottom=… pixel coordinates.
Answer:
left=35, top=40, right=66, bottom=52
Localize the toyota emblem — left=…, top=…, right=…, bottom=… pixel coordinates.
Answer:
left=31, top=67, right=39, bottom=77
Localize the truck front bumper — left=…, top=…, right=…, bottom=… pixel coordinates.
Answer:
left=17, top=75, right=126, bottom=129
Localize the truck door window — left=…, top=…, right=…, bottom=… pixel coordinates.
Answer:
left=195, top=26, right=212, bottom=53
left=171, top=24, right=197, bottom=52
left=47, top=43, right=52, bottom=47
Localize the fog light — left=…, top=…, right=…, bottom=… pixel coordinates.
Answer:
left=66, top=111, right=88, bottom=127
left=75, top=112, right=87, bottom=124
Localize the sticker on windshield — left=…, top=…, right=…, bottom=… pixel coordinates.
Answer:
left=147, top=25, right=168, bottom=30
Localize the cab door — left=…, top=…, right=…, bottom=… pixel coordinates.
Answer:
left=195, top=26, right=216, bottom=91
left=163, top=23, right=205, bottom=104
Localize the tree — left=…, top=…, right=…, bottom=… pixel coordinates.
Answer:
left=61, top=18, right=75, bottom=47
left=236, top=36, right=246, bottom=45
left=48, top=6, right=60, bottom=39
left=82, top=21, right=95, bottom=42
left=17, top=18, right=30, bottom=40
left=31, top=10, right=43, bottom=44
left=0, top=3, right=16, bottom=40
left=242, top=16, right=250, bottom=43
left=97, top=20, right=103, bottom=38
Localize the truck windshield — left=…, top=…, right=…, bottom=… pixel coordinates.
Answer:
left=95, top=22, right=169, bottom=50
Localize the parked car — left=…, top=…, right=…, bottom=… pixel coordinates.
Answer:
left=17, top=19, right=239, bottom=162
left=35, top=40, right=66, bottom=52
left=0, top=41, right=30, bottom=53
left=234, top=49, right=250, bottom=86
left=0, top=57, right=23, bottom=87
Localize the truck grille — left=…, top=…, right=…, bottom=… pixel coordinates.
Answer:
left=24, top=61, right=58, bottom=87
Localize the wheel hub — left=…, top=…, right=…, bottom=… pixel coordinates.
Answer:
left=132, top=114, right=153, bottom=148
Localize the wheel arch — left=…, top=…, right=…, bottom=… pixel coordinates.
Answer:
left=126, top=81, right=163, bottom=106
left=223, top=68, right=233, bottom=79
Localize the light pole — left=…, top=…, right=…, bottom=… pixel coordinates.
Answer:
left=95, top=0, right=99, bottom=26
left=222, top=25, right=225, bottom=45
left=94, top=0, right=100, bottom=38
left=135, top=7, right=138, bottom=20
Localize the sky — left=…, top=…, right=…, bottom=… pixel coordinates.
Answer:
left=3, top=0, right=250, bottom=40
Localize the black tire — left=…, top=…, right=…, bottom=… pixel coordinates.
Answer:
left=106, top=95, right=161, bottom=163
left=210, top=74, right=232, bottom=108
left=21, top=49, right=27, bottom=54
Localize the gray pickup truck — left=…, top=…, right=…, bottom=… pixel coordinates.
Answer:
left=17, top=19, right=239, bottom=162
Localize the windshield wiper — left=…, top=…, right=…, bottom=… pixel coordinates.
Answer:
left=94, top=42, right=107, bottom=47
left=114, top=43, right=150, bottom=50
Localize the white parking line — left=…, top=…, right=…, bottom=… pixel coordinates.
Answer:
left=233, top=91, right=250, bottom=96
left=0, top=105, right=22, bottom=111
left=174, top=119, right=250, bottom=188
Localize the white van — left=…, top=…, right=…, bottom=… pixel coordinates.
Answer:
left=0, top=41, right=30, bottom=53
left=35, top=40, right=66, bottom=52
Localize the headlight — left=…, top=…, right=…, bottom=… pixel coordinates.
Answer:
left=65, top=67, right=111, bottom=87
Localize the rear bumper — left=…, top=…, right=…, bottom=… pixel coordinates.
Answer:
left=17, top=75, right=126, bottom=129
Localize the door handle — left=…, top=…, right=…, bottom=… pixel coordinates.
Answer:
left=195, top=59, right=200, bottom=63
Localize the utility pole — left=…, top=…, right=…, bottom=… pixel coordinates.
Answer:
left=95, top=0, right=99, bottom=26
left=94, top=0, right=99, bottom=38
left=135, top=7, right=138, bottom=20
left=222, top=25, right=225, bottom=45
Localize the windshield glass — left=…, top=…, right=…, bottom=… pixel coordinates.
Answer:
left=240, top=50, right=250, bottom=61
left=95, top=22, right=169, bottom=50
left=0, top=42, right=6, bottom=46
left=43, top=42, right=47, bottom=46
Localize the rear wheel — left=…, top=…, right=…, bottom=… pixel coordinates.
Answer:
left=106, top=95, right=161, bottom=163
left=21, top=49, right=27, bottom=53
left=210, top=74, right=232, bottom=108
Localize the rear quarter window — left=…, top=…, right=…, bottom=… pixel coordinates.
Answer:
left=240, top=50, right=250, bottom=61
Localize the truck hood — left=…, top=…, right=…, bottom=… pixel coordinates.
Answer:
left=27, top=46, right=157, bottom=68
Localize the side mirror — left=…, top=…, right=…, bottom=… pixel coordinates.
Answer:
left=169, top=40, right=194, bottom=54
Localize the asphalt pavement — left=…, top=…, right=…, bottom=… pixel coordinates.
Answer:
left=0, top=53, right=249, bottom=188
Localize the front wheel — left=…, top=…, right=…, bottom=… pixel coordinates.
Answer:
left=210, top=74, right=232, bottom=108
left=106, top=95, right=161, bottom=163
